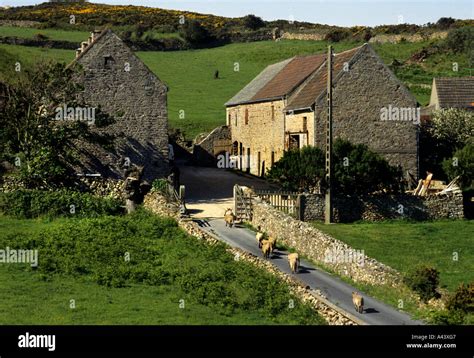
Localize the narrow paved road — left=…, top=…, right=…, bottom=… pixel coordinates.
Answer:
left=196, top=218, right=424, bottom=326
left=179, top=165, right=277, bottom=218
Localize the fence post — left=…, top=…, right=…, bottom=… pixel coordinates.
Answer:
left=233, top=184, right=238, bottom=216
left=179, top=185, right=185, bottom=203
left=297, top=194, right=304, bottom=221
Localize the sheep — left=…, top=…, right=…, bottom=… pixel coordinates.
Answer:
left=287, top=253, right=299, bottom=274
left=267, top=236, right=277, bottom=255
left=256, top=226, right=265, bottom=248
left=256, top=231, right=264, bottom=248
left=224, top=208, right=235, bottom=228
left=352, top=292, right=364, bottom=314
left=261, top=240, right=271, bottom=259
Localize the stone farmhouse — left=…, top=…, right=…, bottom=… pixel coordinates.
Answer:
left=225, top=44, right=419, bottom=180
left=69, top=29, right=169, bottom=182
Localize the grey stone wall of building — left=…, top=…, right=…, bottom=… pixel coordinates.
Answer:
left=314, top=45, right=419, bottom=179
left=193, top=125, right=231, bottom=166
left=301, top=192, right=464, bottom=222
left=75, top=30, right=169, bottom=182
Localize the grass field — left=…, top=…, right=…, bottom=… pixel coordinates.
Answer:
left=0, top=26, right=471, bottom=138
left=0, top=26, right=89, bottom=42
left=0, top=265, right=276, bottom=325
left=312, top=220, right=474, bottom=292
left=0, top=213, right=325, bottom=325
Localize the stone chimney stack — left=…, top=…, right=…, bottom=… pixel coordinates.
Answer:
left=76, top=30, right=102, bottom=58
left=91, top=30, right=101, bottom=42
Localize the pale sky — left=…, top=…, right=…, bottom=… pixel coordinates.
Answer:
left=1, top=0, right=473, bottom=27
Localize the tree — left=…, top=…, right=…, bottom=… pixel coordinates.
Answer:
left=325, top=29, right=351, bottom=42
left=0, top=61, right=114, bottom=189
left=436, top=17, right=455, bottom=30
left=266, top=146, right=324, bottom=192
left=180, top=20, right=212, bottom=46
left=242, top=14, right=265, bottom=30
left=445, top=27, right=474, bottom=53
left=429, top=108, right=474, bottom=151
left=267, top=139, right=402, bottom=194
left=442, top=141, right=474, bottom=189
left=332, top=139, right=402, bottom=194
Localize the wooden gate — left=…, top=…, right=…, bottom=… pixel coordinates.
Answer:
left=254, top=189, right=301, bottom=218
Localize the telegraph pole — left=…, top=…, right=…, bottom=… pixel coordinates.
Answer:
left=325, top=45, right=333, bottom=224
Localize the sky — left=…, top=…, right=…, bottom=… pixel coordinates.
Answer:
left=1, top=0, right=473, bottom=27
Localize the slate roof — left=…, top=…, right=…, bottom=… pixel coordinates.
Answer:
left=434, top=77, right=474, bottom=109
left=251, top=54, right=326, bottom=102
left=225, top=58, right=292, bottom=106
left=225, top=45, right=363, bottom=109
left=285, top=47, right=361, bottom=111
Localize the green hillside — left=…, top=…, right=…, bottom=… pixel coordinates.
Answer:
left=0, top=32, right=471, bottom=138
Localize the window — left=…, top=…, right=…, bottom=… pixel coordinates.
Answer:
left=303, top=116, right=307, bottom=132
left=245, top=108, right=249, bottom=125
left=271, top=105, right=275, bottom=120
left=103, top=55, right=115, bottom=69
left=235, top=112, right=238, bottom=127
left=271, top=151, right=275, bottom=166
left=289, top=134, right=300, bottom=150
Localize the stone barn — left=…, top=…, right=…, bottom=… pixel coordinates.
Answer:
left=70, top=29, right=169, bottom=182
left=226, top=44, right=419, bottom=180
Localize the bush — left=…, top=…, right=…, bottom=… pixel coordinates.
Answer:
left=0, top=189, right=123, bottom=219
left=267, top=139, right=403, bottom=194
left=445, top=27, right=474, bottom=53
left=325, top=29, right=350, bottom=42
left=429, top=109, right=474, bottom=150
left=151, top=178, right=169, bottom=193
left=442, top=141, right=474, bottom=190
left=332, top=139, right=402, bottom=194
left=242, top=14, right=266, bottom=30
left=431, top=309, right=466, bottom=325
left=404, top=265, right=440, bottom=302
left=0, top=210, right=324, bottom=323
left=34, top=33, right=49, bottom=41
left=436, top=17, right=456, bottom=30
left=446, top=283, right=474, bottom=313
left=266, top=146, right=325, bottom=192
left=180, top=20, right=212, bottom=46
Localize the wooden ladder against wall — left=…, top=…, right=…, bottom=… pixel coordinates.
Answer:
left=234, top=185, right=253, bottom=222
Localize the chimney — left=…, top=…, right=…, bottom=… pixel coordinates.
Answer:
left=91, top=30, right=101, bottom=42
left=87, top=35, right=93, bottom=45
left=81, top=41, right=88, bottom=52
left=75, top=48, right=81, bottom=58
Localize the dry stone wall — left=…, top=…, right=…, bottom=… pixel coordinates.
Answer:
left=251, top=198, right=402, bottom=287
left=301, top=192, right=464, bottom=222
left=143, top=191, right=362, bottom=325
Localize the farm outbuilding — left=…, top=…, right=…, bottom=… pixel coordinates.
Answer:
left=226, top=43, right=419, bottom=180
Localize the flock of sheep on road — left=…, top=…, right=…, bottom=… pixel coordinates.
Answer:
left=223, top=208, right=364, bottom=314
left=224, top=208, right=300, bottom=273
